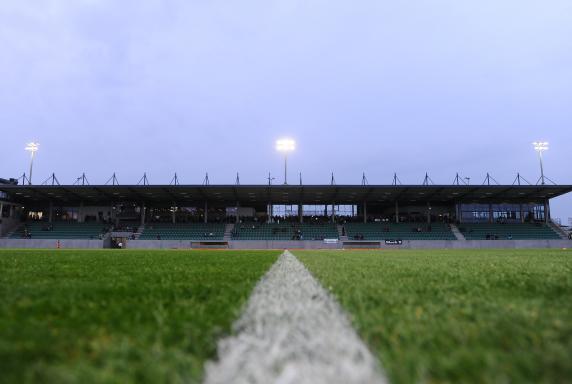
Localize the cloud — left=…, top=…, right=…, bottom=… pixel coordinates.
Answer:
left=0, top=0, right=571, bottom=218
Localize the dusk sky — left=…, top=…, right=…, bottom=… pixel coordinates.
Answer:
left=1, top=1, right=571, bottom=222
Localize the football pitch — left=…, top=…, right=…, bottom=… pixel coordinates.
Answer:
left=1, top=249, right=571, bottom=383
left=0, top=250, right=280, bottom=383
left=296, top=249, right=572, bottom=383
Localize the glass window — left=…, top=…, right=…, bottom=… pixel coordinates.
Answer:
left=533, top=205, right=545, bottom=221
left=271, top=204, right=357, bottom=218
left=272, top=205, right=299, bottom=217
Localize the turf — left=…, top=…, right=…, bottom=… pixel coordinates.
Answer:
left=295, top=249, right=572, bottom=384
left=0, top=249, right=279, bottom=384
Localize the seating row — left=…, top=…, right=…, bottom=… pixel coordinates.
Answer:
left=11, top=222, right=108, bottom=239
left=232, top=223, right=338, bottom=240
left=139, top=223, right=225, bottom=240
left=344, top=223, right=456, bottom=240
left=459, top=223, right=560, bottom=240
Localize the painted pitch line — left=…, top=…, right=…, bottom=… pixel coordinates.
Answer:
left=203, top=250, right=387, bottom=384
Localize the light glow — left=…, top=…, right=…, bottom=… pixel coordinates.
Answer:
left=533, top=141, right=549, bottom=152
left=25, top=142, right=39, bottom=153
left=276, top=138, right=296, bottom=152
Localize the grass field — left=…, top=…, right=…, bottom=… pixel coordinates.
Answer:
left=2, top=248, right=571, bottom=384
left=295, top=249, right=572, bottom=384
left=0, top=249, right=279, bottom=384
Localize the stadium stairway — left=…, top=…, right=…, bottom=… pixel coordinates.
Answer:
left=337, top=225, right=348, bottom=241
left=224, top=223, right=234, bottom=241
left=450, top=224, right=466, bottom=240
left=1, top=222, right=22, bottom=238
left=133, top=224, right=145, bottom=240
left=2, top=224, right=21, bottom=239
left=548, top=220, right=569, bottom=240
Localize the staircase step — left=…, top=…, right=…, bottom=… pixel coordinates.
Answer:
left=548, top=220, right=569, bottom=240
left=449, top=224, right=465, bottom=240
left=224, top=223, right=235, bottom=241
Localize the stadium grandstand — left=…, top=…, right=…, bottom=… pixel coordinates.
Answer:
left=1, top=176, right=571, bottom=249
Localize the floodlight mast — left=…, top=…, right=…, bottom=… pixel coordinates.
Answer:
left=533, top=141, right=549, bottom=185
left=276, top=139, right=295, bottom=185
left=24, top=142, right=39, bottom=185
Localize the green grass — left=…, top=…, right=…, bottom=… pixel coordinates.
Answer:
left=0, top=249, right=279, bottom=384
left=295, top=249, right=572, bottom=384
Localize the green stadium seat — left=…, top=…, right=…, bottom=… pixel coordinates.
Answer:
left=10, top=222, right=108, bottom=240
left=138, top=223, right=225, bottom=240
left=344, top=222, right=456, bottom=241
left=458, top=223, right=560, bottom=240
left=232, top=223, right=338, bottom=240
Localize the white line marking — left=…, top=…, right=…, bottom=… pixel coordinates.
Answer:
left=203, top=250, right=387, bottom=384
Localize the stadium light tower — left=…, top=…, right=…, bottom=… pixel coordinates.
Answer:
left=533, top=141, right=549, bottom=185
left=276, top=138, right=295, bottom=185
left=24, top=142, right=39, bottom=185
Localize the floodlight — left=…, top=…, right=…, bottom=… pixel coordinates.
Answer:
left=275, top=139, right=296, bottom=184
left=24, top=142, right=39, bottom=185
left=276, top=139, right=296, bottom=152
left=25, top=142, right=39, bottom=153
left=532, top=141, right=549, bottom=185
left=533, top=141, right=549, bottom=152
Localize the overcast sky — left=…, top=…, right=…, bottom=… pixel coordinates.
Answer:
left=0, top=1, right=571, bottom=222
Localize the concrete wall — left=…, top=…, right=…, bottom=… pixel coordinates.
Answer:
left=0, top=238, right=569, bottom=250
left=0, top=239, right=104, bottom=249
left=0, top=217, right=20, bottom=237
left=126, top=240, right=341, bottom=249
left=228, top=240, right=341, bottom=250
left=346, top=239, right=572, bottom=249
left=126, top=240, right=195, bottom=249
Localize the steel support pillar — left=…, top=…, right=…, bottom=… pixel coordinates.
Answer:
left=427, top=202, right=431, bottom=224
left=204, top=201, right=208, bottom=223
left=114, top=205, right=119, bottom=226
left=48, top=201, right=53, bottom=223
left=79, top=201, right=84, bottom=223
left=331, top=203, right=335, bottom=223
left=395, top=201, right=399, bottom=223
left=363, top=201, right=367, bottom=223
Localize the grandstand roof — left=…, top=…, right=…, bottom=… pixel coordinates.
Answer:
left=1, top=184, right=571, bottom=205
